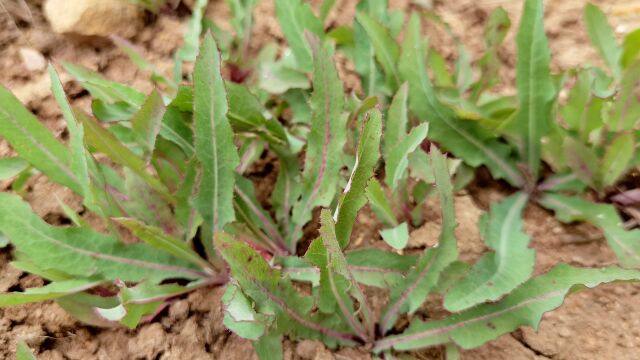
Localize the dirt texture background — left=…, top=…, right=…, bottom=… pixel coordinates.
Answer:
left=1, top=0, right=640, bottom=359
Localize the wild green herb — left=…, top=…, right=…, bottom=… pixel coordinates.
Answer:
left=1, top=0, right=639, bottom=358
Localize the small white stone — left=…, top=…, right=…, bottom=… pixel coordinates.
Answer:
left=19, top=47, right=46, bottom=71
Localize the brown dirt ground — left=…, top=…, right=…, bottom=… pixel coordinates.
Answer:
left=1, top=0, right=640, bottom=359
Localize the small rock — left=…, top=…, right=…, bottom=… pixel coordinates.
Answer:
left=19, top=48, right=47, bottom=71
left=168, top=299, right=190, bottom=321
left=44, top=0, right=143, bottom=38
left=558, top=327, right=571, bottom=338
left=296, top=340, right=323, bottom=359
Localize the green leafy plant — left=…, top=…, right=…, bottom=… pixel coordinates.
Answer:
left=346, top=0, right=640, bottom=267
left=0, top=0, right=639, bottom=358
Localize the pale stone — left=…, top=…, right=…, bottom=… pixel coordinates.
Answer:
left=19, top=48, right=46, bottom=71
left=44, top=0, right=143, bottom=38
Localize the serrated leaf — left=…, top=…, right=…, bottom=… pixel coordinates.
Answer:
left=538, top=193, right=640, bottom=268
left=563, top=137, right=600, bottom=191
left=77, top=109, right=173, bottom=202
left=512, top=0, right=554, bottom=180
left=317, top=209, right=375, bottom=341
left=234, top=176, right=288, bottom=254
left=215, top=232, right=359, bottom=344
left=279, top=249, right=416, bottom=289
left=374, top=264, right=640, bottom=352
left=356, top=12, right=400, bottom=89
left=609, top=61, right=640, bottom=131
left=131, top=90, right=166, bottom=160
left=49, top=65, right=94, bottom=203
left=115, top=218, right=212, bottom=271
left=334, top=109, right=382, bottom=248
left=117, top=281, right=197, bottom=328
left=602, top=132, right=635, bottom=188
left=560, top=69, right=606, bottom=143
left=193, top=33, right=240, bottom=257
left=226, top=82, right=288, bottom=146
left=0, top=193, right=205, bottom=282
left=584, top=3, right=621, bottom=77
left=271, top=147, right=302, bottom=232
left=444, top=192, right=533, bottom=311
left=287, top=42, right=346, bottom=250
left=0, top=278, right=102, bottom=307
left=380, top=146, right=458, bottom=332
left=223, top=282, right=269, bottom=340
left=399, top=14, right=523, bottom=187
left=380, top=222, right=409, bottom=250
left=385, top=123, right=429, bottom=189
left=353, top=0, right=387, bottom=96
left=274, top=0, right=324, bottom=72
left=64, top=63, right=145, bottom=120
left=0, top=157, right=28, bottom=180
left=0, top=85, right=81, bottom=193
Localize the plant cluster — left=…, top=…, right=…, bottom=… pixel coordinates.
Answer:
left=1, top=0, right=640, bottom=358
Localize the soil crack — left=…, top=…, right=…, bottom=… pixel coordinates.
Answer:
left=511, top=332, right=554, bottom=359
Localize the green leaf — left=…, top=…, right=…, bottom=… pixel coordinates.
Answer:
left=539, top=193, right=640, bottom=268
left=356, top=12, right=400, bottom=89
left=274, top=0, right=324, bottom=72
left=384, top=83, right=409, bottom=157
left=374, top=264, right=640, bottom=352
left=77, top=110, right=173, bottom=202
left=621, top=29, right=640, bottom=69
left=0, top=157, right=28, bottom=180
left=584, top=3, right=622, bottom=77
left=234, top=176, right=287, bottom=254
left=0, top=193, right=204, bottom=282
left=0, top=278, right=102, bottom=307
left=215, top=232, right=358, bottom=344
left=0, top=85, right=81, bottom=193
left=287, top=42, right=346, bottom=250
left=380, top=222, right=409, bottom=250
left=602, top=132, right=635, bottom=188
left=380, top=146, right=458, bottom=332
left=226, top=82, right=288, bottom=146
left=115, top=218, right=212, bottom=271
left=399, top=14, right=523, bottom=187
left=49, top=65, right=95, bottom=203
left=254, top=333, right=283, bottom=360
left=193, top=33, right=240, bottom=257
left=609, top=61, right=640, bottom=131
left=562, top=137, right=600, bottom=191
left=352, top=0, right=387, bottom=96
left=271, top=147, right=302, bottom=232
left=384, top=123, right=429, bottom=189
left=173, top=0, right=208, bottom=83
left=512, top=0, right=554, bottom=180
left=64, top=63, right=145, bottom=118
left=316, top=210, right=375, bottom=341
left=365, top=178, right=398, bottom=227
left=16, top=341, right=37, bottom=360
left=222, top=282, right=269, bottom=340
left=444, top=192, right=534, bottom=311
left=559, top=69, right=607, bottom=143
left=131, top=90, right=166, bottom=160
left=470, top=7, right=511, bottom=99
left=334, top=109, right=382, bottom=248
